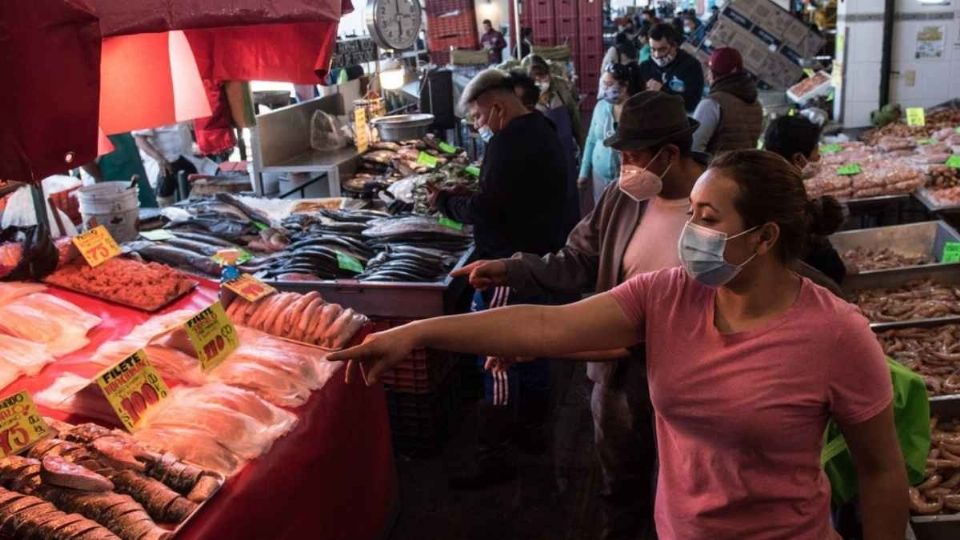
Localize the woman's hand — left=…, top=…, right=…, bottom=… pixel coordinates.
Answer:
left=328, top=326, right=420, bottom=385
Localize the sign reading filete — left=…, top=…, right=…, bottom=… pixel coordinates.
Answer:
left=73, top=226, right=121, bottom=268
left=184, top=303, right=239, bottom=372
left=96, top=350, right=170, bottom=431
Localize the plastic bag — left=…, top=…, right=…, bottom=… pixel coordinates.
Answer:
left=0, top=293, right=101, bottom=356
left=35, top=373, right=120, bottom=426
left=309, top=110, right=346, bottom=152
left=0, top=335, right=54, bottom=376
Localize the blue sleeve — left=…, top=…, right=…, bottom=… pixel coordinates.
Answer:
left=579, top=104, right=604, bottom=178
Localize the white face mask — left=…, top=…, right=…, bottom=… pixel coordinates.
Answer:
left=653, top=52, right=675, bottom=67
left=536, top=80, right=550, bottom=93
left=618, top=149, right=671, bottom=201
left=478, top=125, right=494, bottom=143
left=678, top=221, right=759, bottom=287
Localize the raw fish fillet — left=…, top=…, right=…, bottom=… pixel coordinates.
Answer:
left=208, top=361, right=313, bottom=407
left=0, top=360, right=20, bottom=391
left=133, top=427, right=242, bottom=475
left=0, top=293, right=100, bottom=356
left=140, top=398, right=275, bottom=459
left=35, top=373, right=119, bottom=426
left=172, top=383, right=297, bottom=436
left=0, top=281, right=46, bottom=304
left=0, top=334, right=54, bottom=375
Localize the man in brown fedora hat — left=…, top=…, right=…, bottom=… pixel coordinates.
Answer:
left=453, top=90, right=708, bottom=539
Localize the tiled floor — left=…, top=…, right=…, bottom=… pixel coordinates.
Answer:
left=389, top=362, right=605, bottom=540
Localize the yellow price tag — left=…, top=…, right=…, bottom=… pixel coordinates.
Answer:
left=354, top=108, right=369, bottom=154
left=72, top=226, right=121, bottom=268
left=906, top=107, right=926, bottom=127
left=95, top=350, right=170, bottom=431
left=184, top=302, right=239, bottom=372
left=224, top=273, right=277, bottom=303
left=0, top=391, right=50, bottom=456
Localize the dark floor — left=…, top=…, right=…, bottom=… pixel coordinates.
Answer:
left=389, top=362, right=605, bottom=540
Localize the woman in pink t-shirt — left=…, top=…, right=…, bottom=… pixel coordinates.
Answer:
left=331, top=150, right=908, bottom=539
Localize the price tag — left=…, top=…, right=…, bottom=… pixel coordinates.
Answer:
left=211, top=248, right=253, bottom=266
left=417, top=151, right=439, bottom=168
left=836, top=163, right=862, bottom=176
left=184, top=303, right=239, bottom=372
left=95, top=350, right=170, bottom=431
left=438, top=142, right=457, bottom=154
left=465, top=165, right=481, bottom=177
left=354, top=108, right=369, bottom=154
left=140, top=230, right=176, bottom=241
left=336, top=252, right=364, bottom=273
left=942, top=242, right=960, bottom=263
left=918, top=138, right=935, bottom=145
left=252, top=221, right=269, bottom=231
left=906, top=107, right=926, bottom=127
left=955, top=126, right=960, bottom=134
left=819, top=143, right=842, bottom=155
left=438, top=215, right=464, bottom=231
left=0, top=392, right=49, bottom=457
left=803, top=68, right=815, bottom=78
left=946, top=155, right=960, bottom=169
left=72, top=226, right=121, bottom=268
left=223, top=273, right=277, bottom=302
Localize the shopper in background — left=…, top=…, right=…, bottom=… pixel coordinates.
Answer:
left=451, top=92, right=707, bottom=540
left=133, top=123, right=197, bottom=207
left=602, top=32, right=640, bottom=71
left=517, top=27, right=533, bottom=60
left=333, top=150, right=908, bottom=540
left=81, top=133, right=158, bottom=208
left=579, top=64, right=634, bottom=211
left=637, top=8, right=659, bottom=33
left=528, top=59, right=585, bottom=147
left=764, top=115, right=848, bottom=286
left=431, top=68, right=571, bottom=490
left=637, top=28, right=651, bottom=63
left=481, top=20, right=507, bottom=65
left=681, top=13, right=705, bottom=44
left=691, top=47, right=763, bottom=154
left=637, top=23, right=704, bottom=113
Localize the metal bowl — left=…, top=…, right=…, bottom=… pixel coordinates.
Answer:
left=371, top=114, right=435, bottom=142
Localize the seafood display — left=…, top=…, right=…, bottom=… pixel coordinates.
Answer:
left=925, top=186, right=960, bottom=207
left=45, top=258, right=197, bottom=312
left=909, top=417, right=960, bottom=515
left=926, top=164, right=960, bottom=190
left=224, top=292, right=369, bottom=349
left=804, top=158, right=925, bottom=200
left=851, top=279, right=960, bottom=323
left=0, top=292, right=101, bottom=357
left=842, top=246, right=934, bottom=271
left=339, top=136, right=472, bottom=196
left=862, top=107, right=960, bottom=146
left=879, top=324, right=960, bottom=396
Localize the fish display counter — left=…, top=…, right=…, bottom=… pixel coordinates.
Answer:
left=0, top=273, right=395, bottom=540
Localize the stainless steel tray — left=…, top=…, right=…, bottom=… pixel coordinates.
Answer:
left=841, top=193, right=913, bottom=208
left=846, top=267, right=960, bottom=331
left=916, top=188, right=960, bottom=214
left=874, top=319, right=960, bottom=416
left=265, top=247, right=474, bottom=319
left=833, top=221, right=960, bottom=292
left=913, top=403, right=960, bottom=540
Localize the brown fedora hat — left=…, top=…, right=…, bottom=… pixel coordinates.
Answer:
left=603, top=91, right=700, bottom=151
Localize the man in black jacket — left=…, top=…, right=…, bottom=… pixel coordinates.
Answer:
left=432, top=68, right=571, bottom=489
left=637, top=23, right=704, bottom=113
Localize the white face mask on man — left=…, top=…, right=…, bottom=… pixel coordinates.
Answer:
left=653, top=53, right=675, bottom=67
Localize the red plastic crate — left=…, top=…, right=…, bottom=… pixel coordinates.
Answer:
left=429, top=50, right=450, bottom=65
left=527, top=0, right=555, bottom=20
left=556, top=17, right=578, bottom=40
left=555, top=0, right=578, bottom=19
left=578, top=0, right=602, bottom=17
left=424, top=0, right=474, bottom=17
left=578, top=34, right=603, bottom=56
left=533, top=34, right=557, bottom=46
left=578, top=51, right=603, bottom=73
left=579, top=15, right=602, bottom=37
left=532, top=18, right=555, bottom=42
left=427, top=11, right=479, bottom=42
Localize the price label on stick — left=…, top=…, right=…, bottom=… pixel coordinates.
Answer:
left=184, top=303, right=239, bottom=372
left=942, top=242, right=960, bottom=263
left=946, top=155, right=960, bottom=169
left=819, top=143, right=842, bottom=155
left=836, top=163, right=862, bottom=176
left=918, top=138, right=935, bottom=145
left=438, top=215, right=464, bottom=231
left=336, top=252, right=364, bottom=273
left=96, top=350, right=170, bottom=431
left=72, top=226, right=121, bottom=268
left=417, top=151, right=439, bottom=169
left=140, top=230, right=176, bottom=241
left=464, top=165, right=481, bottom=177
left=0, top=391, right=49, bottom=457
left=223, top=273, right=277, bottom=302
left=906, top=107, right=926, bottom=127
left=354, top=108, right=369, bottom=154
left=438, top=142, right=457, bottom=154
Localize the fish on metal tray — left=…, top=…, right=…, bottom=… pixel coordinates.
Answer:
left=363, top=216, right=471, bottom=239
left=164, top=217, right=258, bottom=243
left=214, top=193, right=273, bottom=226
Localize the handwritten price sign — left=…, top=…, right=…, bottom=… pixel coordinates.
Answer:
left=96, top=350, right=170, bottom=431
left=185, top=303, right=239, bottom=371
left=224, top=273, right=277, bottom=302
left=72, top=226, right=121, bottom=268
left=0, top=391, right=50, bottom=456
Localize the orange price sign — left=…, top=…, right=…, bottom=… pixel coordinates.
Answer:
left=224, top=273, right=277, bottom=303
left=184, top=303, right=239, bottom=371
left=0, top=391, right=50, bottom=456
left=72, top=225, right=121, bottom=268
left=95, top=350, right=170, bottom=431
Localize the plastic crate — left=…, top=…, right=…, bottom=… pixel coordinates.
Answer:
left=580, top=95, right=598, bottom=111
left=429, top=50, right=451, bottom=65
left=555, top=0, right=578, bottom=19
left=424, top=0, right=474, bottom=17
left=427, top=11, right=479, bottom=43
left=527, top=0, right=554, bottom=20
left=578, top=0, right=602, bottom=17
left=578, top=51, right=602, bottom=74
left=532, top=18, right=555, bottom=42
left=371, top=318, right=456, bottom=394
left=578, top=34, right=603, bottom=56
left=387, top=368, right=463, bottom=454
left=556, top=17, right=578, bottom=40
left=579, top=15, right=602, bottom=37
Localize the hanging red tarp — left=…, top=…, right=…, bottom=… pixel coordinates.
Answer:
left=0, top=0, right=101, bottom=183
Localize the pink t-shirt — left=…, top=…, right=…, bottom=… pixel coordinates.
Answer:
left=621, top=196, right=689, bottom=279
left=610, top=267, right=892, bottom=540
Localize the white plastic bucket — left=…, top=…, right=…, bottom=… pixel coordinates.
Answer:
left=76, top=183, right=140, bottom=243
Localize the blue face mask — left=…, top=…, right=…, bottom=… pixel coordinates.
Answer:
left=678, top=221, right=759, bottom=287
left=599, top=86, right=622, bottom=104
left=479, top=126, right=494, bottom=143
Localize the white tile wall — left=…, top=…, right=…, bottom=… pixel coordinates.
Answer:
left=846, top=61, right=883, bottom=102
left=845, top=99, right=878, bottom=127
left=845, top=21, right=885, bottom=64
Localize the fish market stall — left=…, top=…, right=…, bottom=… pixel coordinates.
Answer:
left=0, top=249, right=395, bottom=539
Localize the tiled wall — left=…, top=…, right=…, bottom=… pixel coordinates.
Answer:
left=836, top=0, right=959, bottom=127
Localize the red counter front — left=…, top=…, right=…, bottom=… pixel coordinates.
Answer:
left=5, top=281, right=396, bottom=540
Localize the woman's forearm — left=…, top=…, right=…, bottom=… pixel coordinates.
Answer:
left=858, top=466, right=908, bottom=540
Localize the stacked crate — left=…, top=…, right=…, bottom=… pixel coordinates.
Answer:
left=426, top=0, right=480, bottom=66
left=576, top=0, right=604, bottom=110
left=374, top=317, right=461, bottom=454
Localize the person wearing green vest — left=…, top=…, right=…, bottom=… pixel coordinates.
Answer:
left=81, top=133, right=158, bottom=208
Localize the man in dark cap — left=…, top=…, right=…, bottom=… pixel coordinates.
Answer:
left=452, top=91, right=708, bottom=539
left=691, top=47, right=763, bottom=154
left=637, top=23, right=705, bottom=113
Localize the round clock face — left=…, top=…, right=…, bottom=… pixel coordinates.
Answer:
left=366, top=0, right=422, bottom=50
